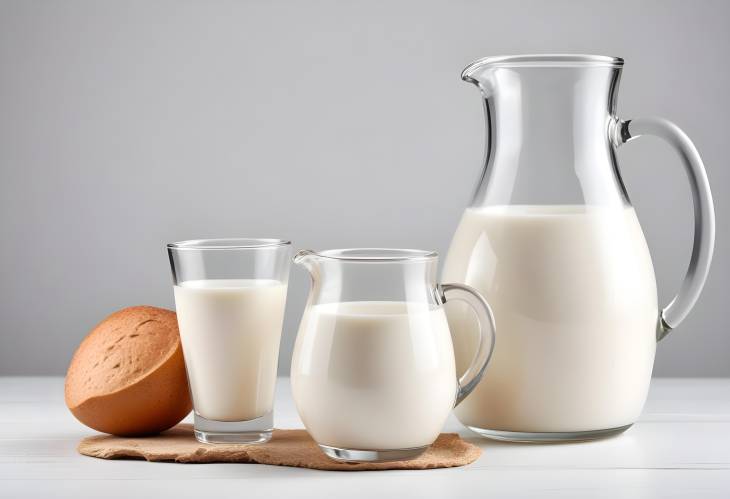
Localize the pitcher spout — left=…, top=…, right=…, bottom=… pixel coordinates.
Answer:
left=293, top=249, right=317, bottom=272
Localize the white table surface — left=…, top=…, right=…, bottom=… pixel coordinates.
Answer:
left=1, top=377, right=729, bottom=498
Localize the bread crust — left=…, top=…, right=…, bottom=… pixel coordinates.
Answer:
left=65, top=306, right=192, bottom=436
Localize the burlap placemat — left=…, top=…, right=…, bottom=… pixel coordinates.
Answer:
left=78, top=423, right=481, bottom=471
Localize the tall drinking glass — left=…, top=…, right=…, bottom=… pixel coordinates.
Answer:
left=167, top=238, right=292, bottom=444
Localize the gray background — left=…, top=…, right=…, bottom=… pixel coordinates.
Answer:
left=1, top=0, right=727, bottom=376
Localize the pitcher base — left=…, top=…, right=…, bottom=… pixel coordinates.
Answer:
left=319, top=444, right=429, bottom=462
left=467, top=423, right=633, bottom=443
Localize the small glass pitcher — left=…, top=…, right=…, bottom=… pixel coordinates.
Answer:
left=291, top=248, right=496, bottom=462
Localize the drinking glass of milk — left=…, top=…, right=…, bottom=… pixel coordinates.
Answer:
left=291, top=248, right=496, bottom=462
left=167, top=238, right=291, bottom=444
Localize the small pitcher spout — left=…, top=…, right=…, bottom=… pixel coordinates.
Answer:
left=293, top=249, right=317, bottom=272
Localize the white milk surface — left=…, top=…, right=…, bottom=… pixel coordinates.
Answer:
left=291, top=301, right=457, bottom=450
left=174, top=279, right=287, bottom=422
left=443, top=205, right=658, bottom=433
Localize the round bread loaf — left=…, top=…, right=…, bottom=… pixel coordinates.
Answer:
left=65, top=306, right=192, bottom=436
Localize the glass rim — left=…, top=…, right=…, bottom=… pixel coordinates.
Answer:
left=301, top=248, right=438, bottom=263
left=463, top=54, right=624, bottom=78
left=167, top=238, right=291, bottom=250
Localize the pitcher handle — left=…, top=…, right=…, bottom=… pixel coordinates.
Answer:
left=616, top=117, right=715, bottom=340
left=439, top=283, right=496, bottom=406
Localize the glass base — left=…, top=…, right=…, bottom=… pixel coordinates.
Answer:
left=319, top=443, right=429, bottom=463
left=467, top=423, right=633, bottom=443
left=193, top=410, right=273, bottom=445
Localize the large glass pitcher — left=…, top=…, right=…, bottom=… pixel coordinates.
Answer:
left=443, top=54, right=715, bottom=442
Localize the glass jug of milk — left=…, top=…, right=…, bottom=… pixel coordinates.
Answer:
left=291, top=248, right=496, bottom=462
left=443, top=54, right=715, bottom=442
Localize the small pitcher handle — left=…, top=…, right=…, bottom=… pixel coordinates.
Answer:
left=616, top=117, right=715, bottom=340
left=439, top=283, right=496, bottom=406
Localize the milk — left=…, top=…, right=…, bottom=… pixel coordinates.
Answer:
left=291, top=301, right=457, bottom=450
left=443, top=205, right=658, bottom=433
left=173, top=279, right=287, bottom=422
